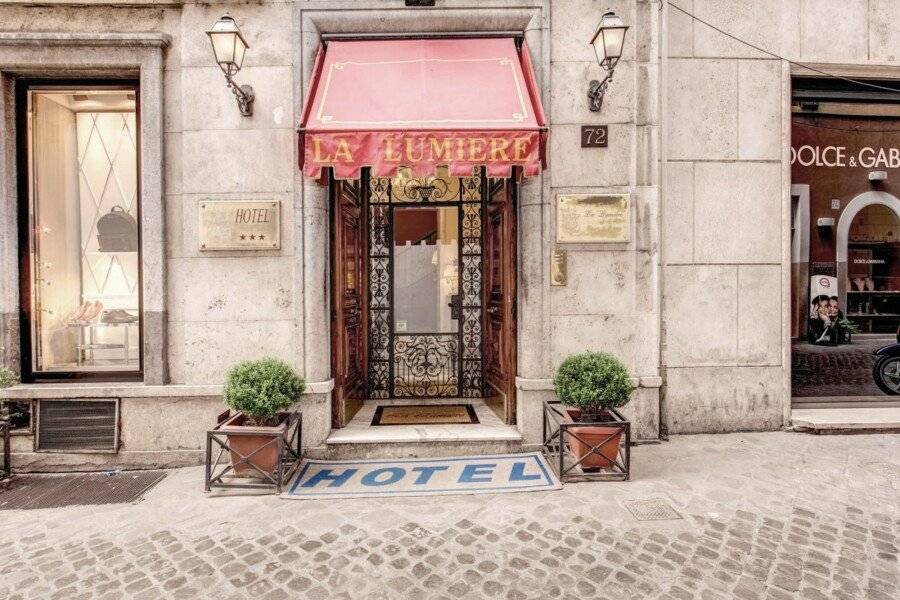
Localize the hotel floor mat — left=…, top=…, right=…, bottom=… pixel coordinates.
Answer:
left=282, top=453, right=561, bottom=500
left=371, top=404, right=479, bottom=426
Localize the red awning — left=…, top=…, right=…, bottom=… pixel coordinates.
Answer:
left=299, top=37, right=547, bottom=180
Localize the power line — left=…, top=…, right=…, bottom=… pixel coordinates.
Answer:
left=667, top=1, right=900, bottom=95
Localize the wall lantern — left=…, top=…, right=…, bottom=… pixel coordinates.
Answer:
left=587, top=11, right=629, bottom=112
left=207, top=13, right=255, bottom=117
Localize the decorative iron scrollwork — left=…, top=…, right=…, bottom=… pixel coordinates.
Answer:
left=370, top=177, right=390, bottom=203
left=391, top=167, right=460, bottom=203
left=367, top=168, right=485, bottom=399
left=393, top=334, right=460, bottom=397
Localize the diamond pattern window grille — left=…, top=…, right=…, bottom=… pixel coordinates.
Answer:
left=76, top=112, right=139, bottom=305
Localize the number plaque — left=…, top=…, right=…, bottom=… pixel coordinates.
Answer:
left=581, top=125, right=608, bottom=148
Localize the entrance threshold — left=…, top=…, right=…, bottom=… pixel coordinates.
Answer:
left=325, top=398, right=522, bottom=459
left=792, top=407, right=900, bottom=433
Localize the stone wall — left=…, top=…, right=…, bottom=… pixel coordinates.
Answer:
left=544, top=0, right=662, bottom=440
left=166, top=2, right=300, bottom=385
left=662, top=0, right=899, bottom=433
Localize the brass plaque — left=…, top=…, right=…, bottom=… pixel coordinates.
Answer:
left=550, top=248, right=567, bottom=286
left=557, top=194, right=630, bottom=243
left=199, top=200, right=280, bottom=251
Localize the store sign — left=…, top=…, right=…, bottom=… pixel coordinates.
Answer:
left=790, top=144, right=900, bottom=169
left=302, top=130, right=544, bottom=179
left=199, top=200, right=281, bottom=251
left=557, top=194, right=630, bottom=243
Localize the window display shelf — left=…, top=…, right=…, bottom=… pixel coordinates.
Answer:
left=68, top=321, right=138, bottom=366
left=846, top=313, right=900, bottom=318
left=848, top=290, right=900, bottom=294
left=67, top=322, right=139, bottom=329
left=77, top=342, right=126, bottom=350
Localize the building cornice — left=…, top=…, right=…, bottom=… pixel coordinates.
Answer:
left=0, top=1, right=183, bottom=7
left=0, top=31, right=170, bottom=47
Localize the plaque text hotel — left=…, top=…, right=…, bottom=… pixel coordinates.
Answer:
left=199, top=200, right=281, bottom=251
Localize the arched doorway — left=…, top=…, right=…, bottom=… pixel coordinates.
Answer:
left=836, top=191, right=900, bottom=328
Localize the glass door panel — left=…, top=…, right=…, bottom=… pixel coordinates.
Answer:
left=392, top=206, right=459, bottom=334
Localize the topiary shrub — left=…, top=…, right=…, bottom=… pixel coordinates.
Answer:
left=0, top=367, right=17, bottom=390
left=223, top=358, right=305, bottom=426
left=553, top=352, right=634, bottom=420
left=0, top=367, right=20, bottom=425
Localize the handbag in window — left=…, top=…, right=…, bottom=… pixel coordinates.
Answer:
left=96, top=205, right=138, bottom=252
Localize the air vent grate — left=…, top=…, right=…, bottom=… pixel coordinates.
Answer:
left=38, top=400, right=118, bottom=451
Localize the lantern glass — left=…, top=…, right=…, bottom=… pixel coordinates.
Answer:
left=590, top=12, right=628, bottom=69
left=207, top=15, right=249, bottom=75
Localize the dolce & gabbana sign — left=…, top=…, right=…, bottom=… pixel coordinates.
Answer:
left=790, top=144, right=900, bottom=169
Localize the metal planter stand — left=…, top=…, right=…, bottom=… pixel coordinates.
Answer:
left=205, top=410, right=303, bottom=493
left=1, top=420, right=10, bottom=481
left=542, top=400, right=630, bottom=482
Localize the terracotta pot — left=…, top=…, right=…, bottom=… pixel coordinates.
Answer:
left=565, top=409, right=622, bottom=470
left=220, top=412, right=286, bottom=477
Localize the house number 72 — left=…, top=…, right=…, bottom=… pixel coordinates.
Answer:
left=581, top=125, right=609, bottom=148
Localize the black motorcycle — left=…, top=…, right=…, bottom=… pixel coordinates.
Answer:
left=872, top=333, right=900, bottom=395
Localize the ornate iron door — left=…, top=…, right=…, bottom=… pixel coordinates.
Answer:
left=367, top=168, right=485, bottom=399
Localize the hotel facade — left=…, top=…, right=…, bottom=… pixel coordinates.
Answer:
left=0, top=0, right=898, bottom=470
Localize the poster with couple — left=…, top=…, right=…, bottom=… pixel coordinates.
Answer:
left=808, top=276, right=847, bottom=345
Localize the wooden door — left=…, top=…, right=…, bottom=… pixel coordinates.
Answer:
left=330, top=177, right=366, bottom=427
left=483, top=178, right=517, bottom=424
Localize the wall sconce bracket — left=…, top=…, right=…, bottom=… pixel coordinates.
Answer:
left=587, top=74, right=612, bottom=112
left=228, top=80, right=255, bottom=117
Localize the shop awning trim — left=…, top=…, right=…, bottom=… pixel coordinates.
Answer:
left=298, top=36, right=547, bottom=180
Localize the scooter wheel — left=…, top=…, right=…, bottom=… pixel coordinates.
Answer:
left=873, top=355, right=900, bottom=395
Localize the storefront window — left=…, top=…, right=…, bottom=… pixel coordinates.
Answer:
left=790, top=89, right=900, bottom=398
left=22, top=86, right=141, bottom=378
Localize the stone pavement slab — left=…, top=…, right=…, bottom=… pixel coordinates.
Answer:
left=0, top=432, right=898, bottom=599
left=792, top=408, right=900, bottom=431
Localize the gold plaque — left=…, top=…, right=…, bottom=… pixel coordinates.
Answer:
left=550, top=248, right=567, bottom=286
left=199, top=200, right=281, bottom=251
left=557, top=194, right=630, bottom=243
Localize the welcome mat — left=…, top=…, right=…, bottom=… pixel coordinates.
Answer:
left=282, top=453, right=561, bottom=500
left=371, top=404, right=479, bottom=426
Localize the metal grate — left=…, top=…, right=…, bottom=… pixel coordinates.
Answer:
left=393, top=334, right=460, bottom=397
left=623, top=499, right=683, bottom=522
left=38, top=399, right=117, bottom=451
left=0, top=470, right=164, bottom=510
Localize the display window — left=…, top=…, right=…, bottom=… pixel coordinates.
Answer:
left=18, top=83, right=142, bottom=381
left=790, top=78, right=899, bottom=399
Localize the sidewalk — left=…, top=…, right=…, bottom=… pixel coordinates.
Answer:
left=1, top=431, right=897, bottom=599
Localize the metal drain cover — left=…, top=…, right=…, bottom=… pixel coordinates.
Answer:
left=624, top=498, right=682, bottom=521
left=0, top=471, right=165, bottom=510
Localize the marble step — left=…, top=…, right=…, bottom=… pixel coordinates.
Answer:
left=325, top=438, right=523, bottom=460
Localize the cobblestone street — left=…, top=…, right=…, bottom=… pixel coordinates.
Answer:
left=1, top=432, right=898, bottom=600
